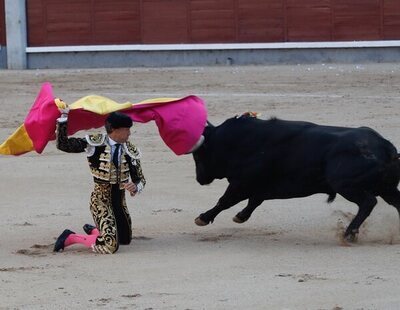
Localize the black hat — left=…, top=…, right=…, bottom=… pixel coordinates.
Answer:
left=105, top=112, right=133, bottom=129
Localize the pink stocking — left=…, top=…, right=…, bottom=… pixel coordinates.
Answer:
left=90, top=228, right=100, bottom=236
left=64, top=233, right=98, bottom=248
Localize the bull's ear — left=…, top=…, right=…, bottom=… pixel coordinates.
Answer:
left=206, top=120, right=214, bottom=127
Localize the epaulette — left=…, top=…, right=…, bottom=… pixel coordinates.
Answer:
left=124, top=141, right=142, bottom=159
left=85, top=133, right=107, bottom=146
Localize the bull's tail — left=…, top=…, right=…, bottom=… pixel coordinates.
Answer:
left=327, top=193, right=336, bottom=203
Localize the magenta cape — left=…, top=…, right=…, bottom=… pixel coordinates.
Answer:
left=0, top=83, right=207, bottom=156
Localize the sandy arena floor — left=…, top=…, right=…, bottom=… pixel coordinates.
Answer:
left=1, top=64, right=400, bottom=309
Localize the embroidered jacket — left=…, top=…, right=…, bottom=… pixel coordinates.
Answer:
left=56, top=120, right=145, bottom=193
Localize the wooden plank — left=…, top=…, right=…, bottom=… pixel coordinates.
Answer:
left=237, top=0, right=284, bottom=42
left=286, top=0, right=330, bottom=7
left=286, top=5, right=332, bottom=41
left=383, top=0, right=400, bottom=39
left=334, top=19, right=381, bottom=40
left=94, top=0, right=141, bottom=44
left=43, top=0, right=92, bottom=45
left=190, top=0, right=235, bottom=42
left=190, top=0, right=234, bottom=11
left=285, top=0, right=332, bottom=41
left=383, top=0, right=400, bottom=11
left=141, top=0, right=188, bottom=43
left=27, top=0, right=143, bottom=46
left=0, top=0, right=6, bottom=45
left=27, top=0, right=47, bottom=46
left=333, top=0, right=381, bottom=40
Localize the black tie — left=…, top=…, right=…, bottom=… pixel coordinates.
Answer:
left=113, top=144, right=121, bottom=169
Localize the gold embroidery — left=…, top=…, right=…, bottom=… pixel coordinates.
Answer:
left=90, top=183, right=132, bottom=254
left=99, top=162, right=110, bottom=172
left=125, top=141, right=141, bottom=159
left=87, top=140, right=143, bottom=186
left=100, top=152, right=111, bottom=162
left=87, top=133, right=106, bottom=146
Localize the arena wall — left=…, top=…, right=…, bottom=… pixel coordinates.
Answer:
left=26, top=0, right=400, bottom=46
left=1, top=0, right=400, bottom=69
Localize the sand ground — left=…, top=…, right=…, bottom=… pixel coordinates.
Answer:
left=1, top=64, right=400, bottom=310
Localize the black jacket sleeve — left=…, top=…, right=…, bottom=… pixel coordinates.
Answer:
left=56, top=120, right=88, bottom=153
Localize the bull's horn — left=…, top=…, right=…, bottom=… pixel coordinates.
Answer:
left=186, top=135, right=205, bottom=153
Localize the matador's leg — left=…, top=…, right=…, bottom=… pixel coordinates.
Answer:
left=90, top=183, right=119, bottom=254
left=111, top=185, right=132, bottom=245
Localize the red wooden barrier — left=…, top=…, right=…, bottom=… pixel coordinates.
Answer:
left=26, top=0, right=400, bottom=47
left=0, top=0, right=5, bottom=45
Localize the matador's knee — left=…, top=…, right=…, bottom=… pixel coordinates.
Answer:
left=92, top=243, right=118, bottom=254
left=91, top=239, right=119, bottom=254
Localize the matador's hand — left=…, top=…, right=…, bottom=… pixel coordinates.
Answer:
left=55, top=99, right=70, bottom=122
left=123, top=182, right=137, bottom=197
left=55, top=99, right=70, bottom=117
left=59, top=107, right=70, bottom=117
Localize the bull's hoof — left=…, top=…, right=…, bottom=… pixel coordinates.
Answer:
left=232, top=214, right=248, bottom=224
left=344, top=231, right=358, bottom=243
left=195, top=216, right=209, bottom=226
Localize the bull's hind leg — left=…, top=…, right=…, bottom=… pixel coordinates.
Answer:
left=339, top=190, right=377, bottom=242
left=380, top=189, right=400, bottom=232
left=195, top=182, right=249, bottom=226
left=233, top=197, right=264, bottom=224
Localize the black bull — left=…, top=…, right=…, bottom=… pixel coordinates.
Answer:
left=191, top=115, right=400, bottom=241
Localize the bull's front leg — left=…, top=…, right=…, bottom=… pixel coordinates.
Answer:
left=233, top=197, right=264, bottom=224
left=195, top=182, right=248, bottom=226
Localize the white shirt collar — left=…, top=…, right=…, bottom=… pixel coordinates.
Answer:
left=108, top=137, right=118, bottom=146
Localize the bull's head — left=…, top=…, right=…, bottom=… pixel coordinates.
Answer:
left=188, top=121, right=217, bottom=185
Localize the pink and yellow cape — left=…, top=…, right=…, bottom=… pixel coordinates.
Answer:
left=0, top=83, right=207, bottom=156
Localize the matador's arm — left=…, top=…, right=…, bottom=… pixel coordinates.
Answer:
left=130, top=158, right=146, bottom=194
left=126, top=142, right=146, bottom=194
left=56, top=119, right=88, bottom=153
